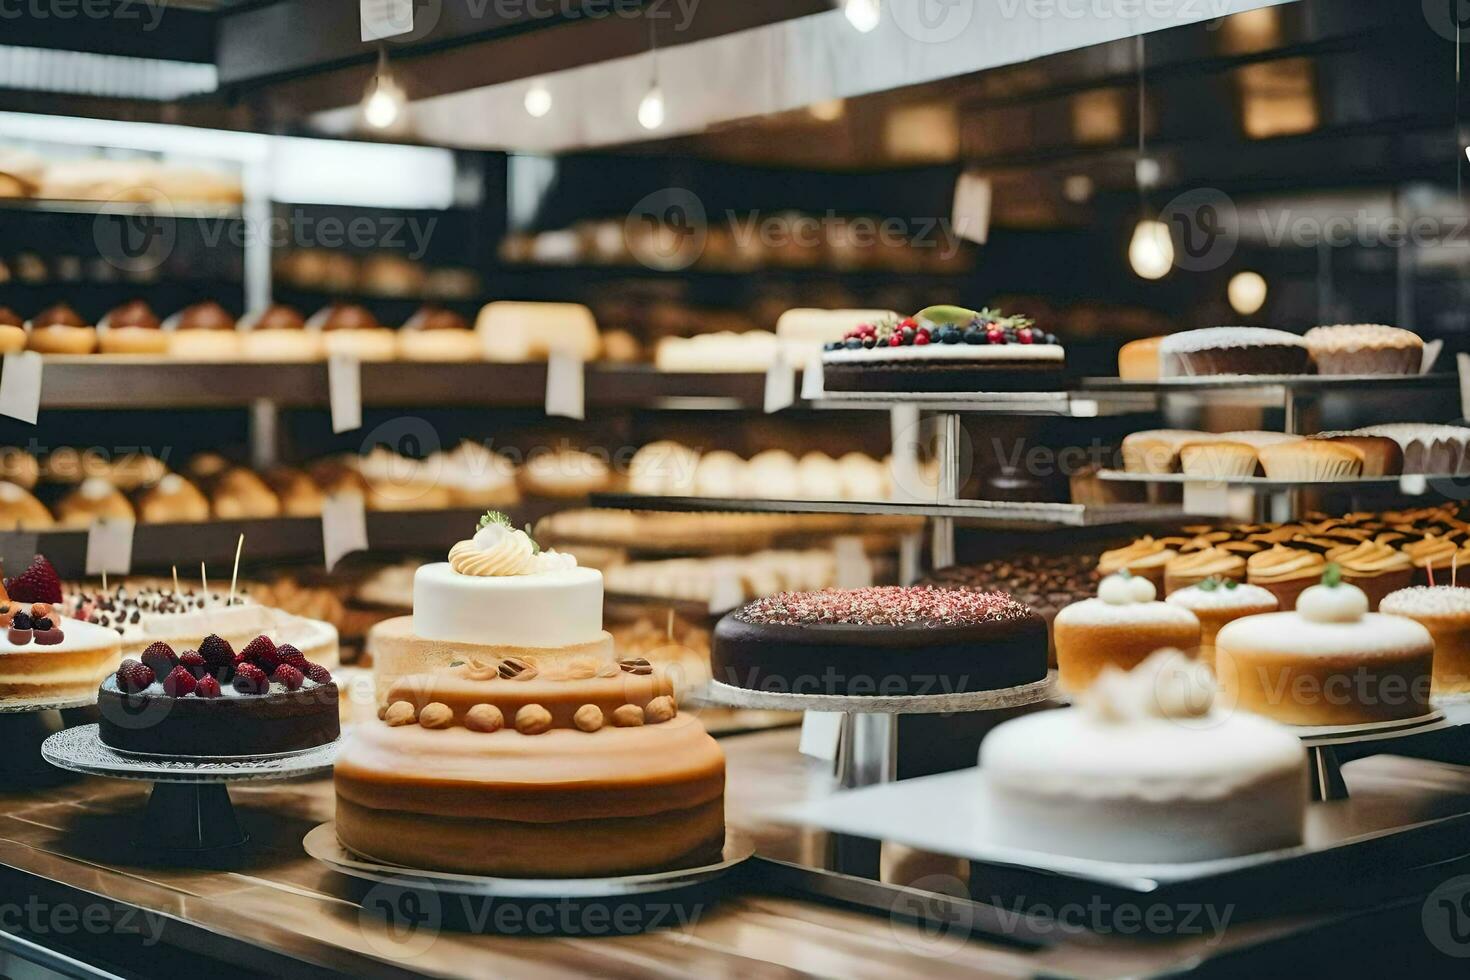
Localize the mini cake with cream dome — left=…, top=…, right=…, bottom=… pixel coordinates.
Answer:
left=1381, top=585, right=1470, bottom=696
left=820, top=305, right=1065, bottom=393
left=1054, top=572, right=1200, bottom=693
left=1166, top=578, right=1278, bottom=669
left=1216, top=565, right=1434, bottom=726
left=981, top=649, right=1307, bottom=863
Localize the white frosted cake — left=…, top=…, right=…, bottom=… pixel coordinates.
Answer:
left=369, top=512, right=613, bottom=701
left=981, top=650, right=1307, bottom=863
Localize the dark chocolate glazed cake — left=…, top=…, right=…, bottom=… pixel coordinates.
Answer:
left=712, top=586, right=1048, bottom=697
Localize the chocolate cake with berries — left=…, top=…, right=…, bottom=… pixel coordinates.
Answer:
left=820, top=305, right=1065, bottom=393
left=96, top=633, right=338, bottom=756
left=712, top=586, right=1048, bottom=697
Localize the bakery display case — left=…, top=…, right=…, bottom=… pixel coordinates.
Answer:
left=7, top=1, right=1470, bottom=976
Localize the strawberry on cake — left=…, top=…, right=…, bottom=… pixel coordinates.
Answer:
left=0, top=556, right=121, bottom=706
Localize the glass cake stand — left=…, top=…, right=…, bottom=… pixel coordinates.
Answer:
left=0, top=697, right=98, bottom=786
left=42, top=723, right=340, bottom=854
left=304, top=823, right=756, bottom=935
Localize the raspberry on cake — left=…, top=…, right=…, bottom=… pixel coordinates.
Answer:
left=820, top=305, right=1065, bottom=393
left=0, top=565, right=123, bottom=705
left=97, top=633, right=338, bottom=756
left=713, top=586, right=1048, bottom=697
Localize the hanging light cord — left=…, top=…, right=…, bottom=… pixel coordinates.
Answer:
left=1136, top=33, right=1148, bottom=215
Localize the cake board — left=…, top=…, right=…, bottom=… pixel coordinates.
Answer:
left=42, top=724, right=339, bottom=857
left=304, top=823, right=757, bottom=935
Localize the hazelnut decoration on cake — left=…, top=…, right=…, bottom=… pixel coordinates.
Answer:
left=96, top=632, right=339, bottom=756
left=0, top=556, right=122, bottom=705
left=819, top=305, right=1065, bottom=393
left=335, top=512, right=725, bottom=878
left=711, top=586, right=1048, bottom=697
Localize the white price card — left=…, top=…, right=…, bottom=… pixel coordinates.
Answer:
left=833, top=536, right=874, bottom=589
left=545, top=350, right=585, bottom=420
left=799, top=712, right=843, bottom=761
left=899, top=532, right=923, bottom=585
left=1423, top=338, right=1443, bottom=375
left=707, top=569, right=746, bottom=615
left=1182, top=481, right=1233, bottom=518
left=889, top=404, right=923, bottom=502
left=361, top=0, right=414, bottom=41
left=951, top=170, right=992, bottom=245
left=322, top=492, right=369, bottom=572
left=0, top=352, right=43, bottom=424
left=764, top=352, right=796, bottom=414
left=328, top=355, right=362, bottom=434
left=800, top=351, right=826, bottom=400
left=85, top=518, right=135, bottom=576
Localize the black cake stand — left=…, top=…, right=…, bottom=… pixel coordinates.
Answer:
left=42, top=724, right=339, bottom=856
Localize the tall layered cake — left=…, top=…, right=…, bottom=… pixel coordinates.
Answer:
left=334, top=515, right=726, bottom=877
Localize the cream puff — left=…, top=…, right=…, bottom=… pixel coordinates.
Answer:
left=240, top=304, right=323, bottom=361
left=26, top=303, right=96, bottom=355
left=0, top=480, right=52, bottom=530
left=395, top=306, right=481, bottom=361
left=165, top=301, right=242, bottom=360
left=263, top=466, right=324, bottom=516
left=209, top=467, right=281, bottom=519
left=0, top=307, right=27, bottom=353
left=135, top=473, right=210, bottom=524
left=97, top=299, right=168, bottom=355
left=55, top=477, right=134, bottom=527
left=310, top=303, right=396, bottom=362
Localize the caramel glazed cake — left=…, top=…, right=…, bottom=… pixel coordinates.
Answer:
left=335, top=514, right=726, bottom=878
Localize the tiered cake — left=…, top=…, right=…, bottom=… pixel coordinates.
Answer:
left=334, top=515, right=726, bottom=878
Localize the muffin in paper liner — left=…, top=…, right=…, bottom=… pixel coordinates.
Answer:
left=1304, top=324, right=1423, bottom=376
left=1179, top=441, right=1258, bottom=480
left=1258, top=440, right=1364, bottom=481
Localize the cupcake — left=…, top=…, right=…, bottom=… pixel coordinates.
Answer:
left=1381, top=586, right=1470, bottom=696
left=241, top=304, right=322, bottom=361
left=1257, top=440, right=1363, bottom=481
left=1247, top=545, right=1326, bottom=610
left=1121, top=430, right=1202, bottom=474
left=97, top=299, right=168, bottom=355
left=1164, top=547, right=1247, bottom=595
left=0, top=307, right=27, bottom=353
left=1304, top=324, right=1422, bottom=376
left=1166, top=578, right=1278, bottom=668
left=1053, top=572, right=1201, bottom=693
left=396, top=306, right=480, bottom=362
left=1216, top=568, right=1433, bottom=726
left=166, top=301, right=241, bottom=360
left=1354, top=424, right=1470, bottom=475
left=1159, top=327, right=1311, bottom=377
left=26, top=303, right=96, bottom=355
left=1179, top=440, right=1258, bottom=480
left=1326, top=541, right=1413, bottom=609
left=1097, top=536, right=1177, bottom=591
left=1307, top=435, right=1403, bottom=477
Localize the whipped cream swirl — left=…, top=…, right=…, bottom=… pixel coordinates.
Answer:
left=448, top=522, right=577, bottom=577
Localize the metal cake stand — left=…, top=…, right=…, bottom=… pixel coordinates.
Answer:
left=1290, top=711, right=1449, bottom=801
left=42, top=724, right=340, bottom=854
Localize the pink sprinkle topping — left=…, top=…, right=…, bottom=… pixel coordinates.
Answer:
left=736, top=587, right=1031, bottom=628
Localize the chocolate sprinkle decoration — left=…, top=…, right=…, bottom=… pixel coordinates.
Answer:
left=735, top=586, right=1032, bottom=628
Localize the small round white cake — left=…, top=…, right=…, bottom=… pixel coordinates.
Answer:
left=981, top=650, right=1306, bottom=864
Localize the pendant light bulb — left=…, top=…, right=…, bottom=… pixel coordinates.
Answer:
left=524, top=80, right=553, bottom=118
left=844, top=0, right=881, bottom=33
left=638, top=82, right=666, bottom=131
left=362, top=52, right=406, bottom=131
left=1128, top=218, right=1174, bottom=280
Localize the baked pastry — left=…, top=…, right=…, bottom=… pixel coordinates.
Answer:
left=185, top=451, right=232, bottom=483
left=1308, top=435, right=1403, bottom=477
left=1121, top=430, right=1201, bottom=474
left=396, top=306, right=480, bottom=361
left=106, top=452, right=168, bottom=491
left=336, top=516, right=723, bottom=878
left=1353, top=424, right=1470, bottom=475
left=628, top=441, right=701, bottom=496
left=1258, top=440, right=1363, bottom=481
left=477, top=301, right=601, bottom=362
left=41, top=447, right=108, bottom=485
left=1402, top=535, right=1460, bottom=586
left=1159, top=327, right=1311, bottom=377
left=981, top=649, right=1306, bottom=863
left=310, top=304, right=396, bottom=361
left=430, top=442, right=519, bottom=508
left=164, top=301, right=241, bottom=360
left=1216, top=568, right=1433, bottom=726
left=26, top=303, right=96, bottom=355
left=1053, top=572, right=1200, bottom=692
left=1097, top=536, right=1177, bottom=591
left=263, top=467, right=324, bottom=517
left=518, top=449, right=611, bottom=498
left=1163, top=547, right=1246, bottom=595
left=0, top=307, right=28, bottom=353
left=55, top=478, right=133, bottom=527
left=135, top=474, right=209, bottom=524
left=712, top=586, right=1048, bottom=696
left=655, top=331, right=781, bottom=372
left=97, top=634, right=338, bottom=756
left=240, top=304, right=322, bottom=361
left=1116, top=336, right=1163, bottom=380
left=66, top=583, right=338, bottom=667
left=821, top=307, right=1065, bottom=393
left=740, top=449, right=802, bottom=499
left=1179, top=440, right=1258, bottom=479
left=1165, top=578, right=1277, bottom=668
left=1381, top=586, right=1470, bottom=696
left=97, top=300, right=167, bottom=355
left=210, top=467, right=281, bottom=519
left=1304, top=324, right=1422, bottom=375
left=0, top=482, right=51, bottom=530
left=1247, top=545, right=1327, bottom=611
left=0, top=557, right=123, bottom=704
left=358, top=447, right=454, bottom=511
left=1325, top=541, right=1413, bottom=609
